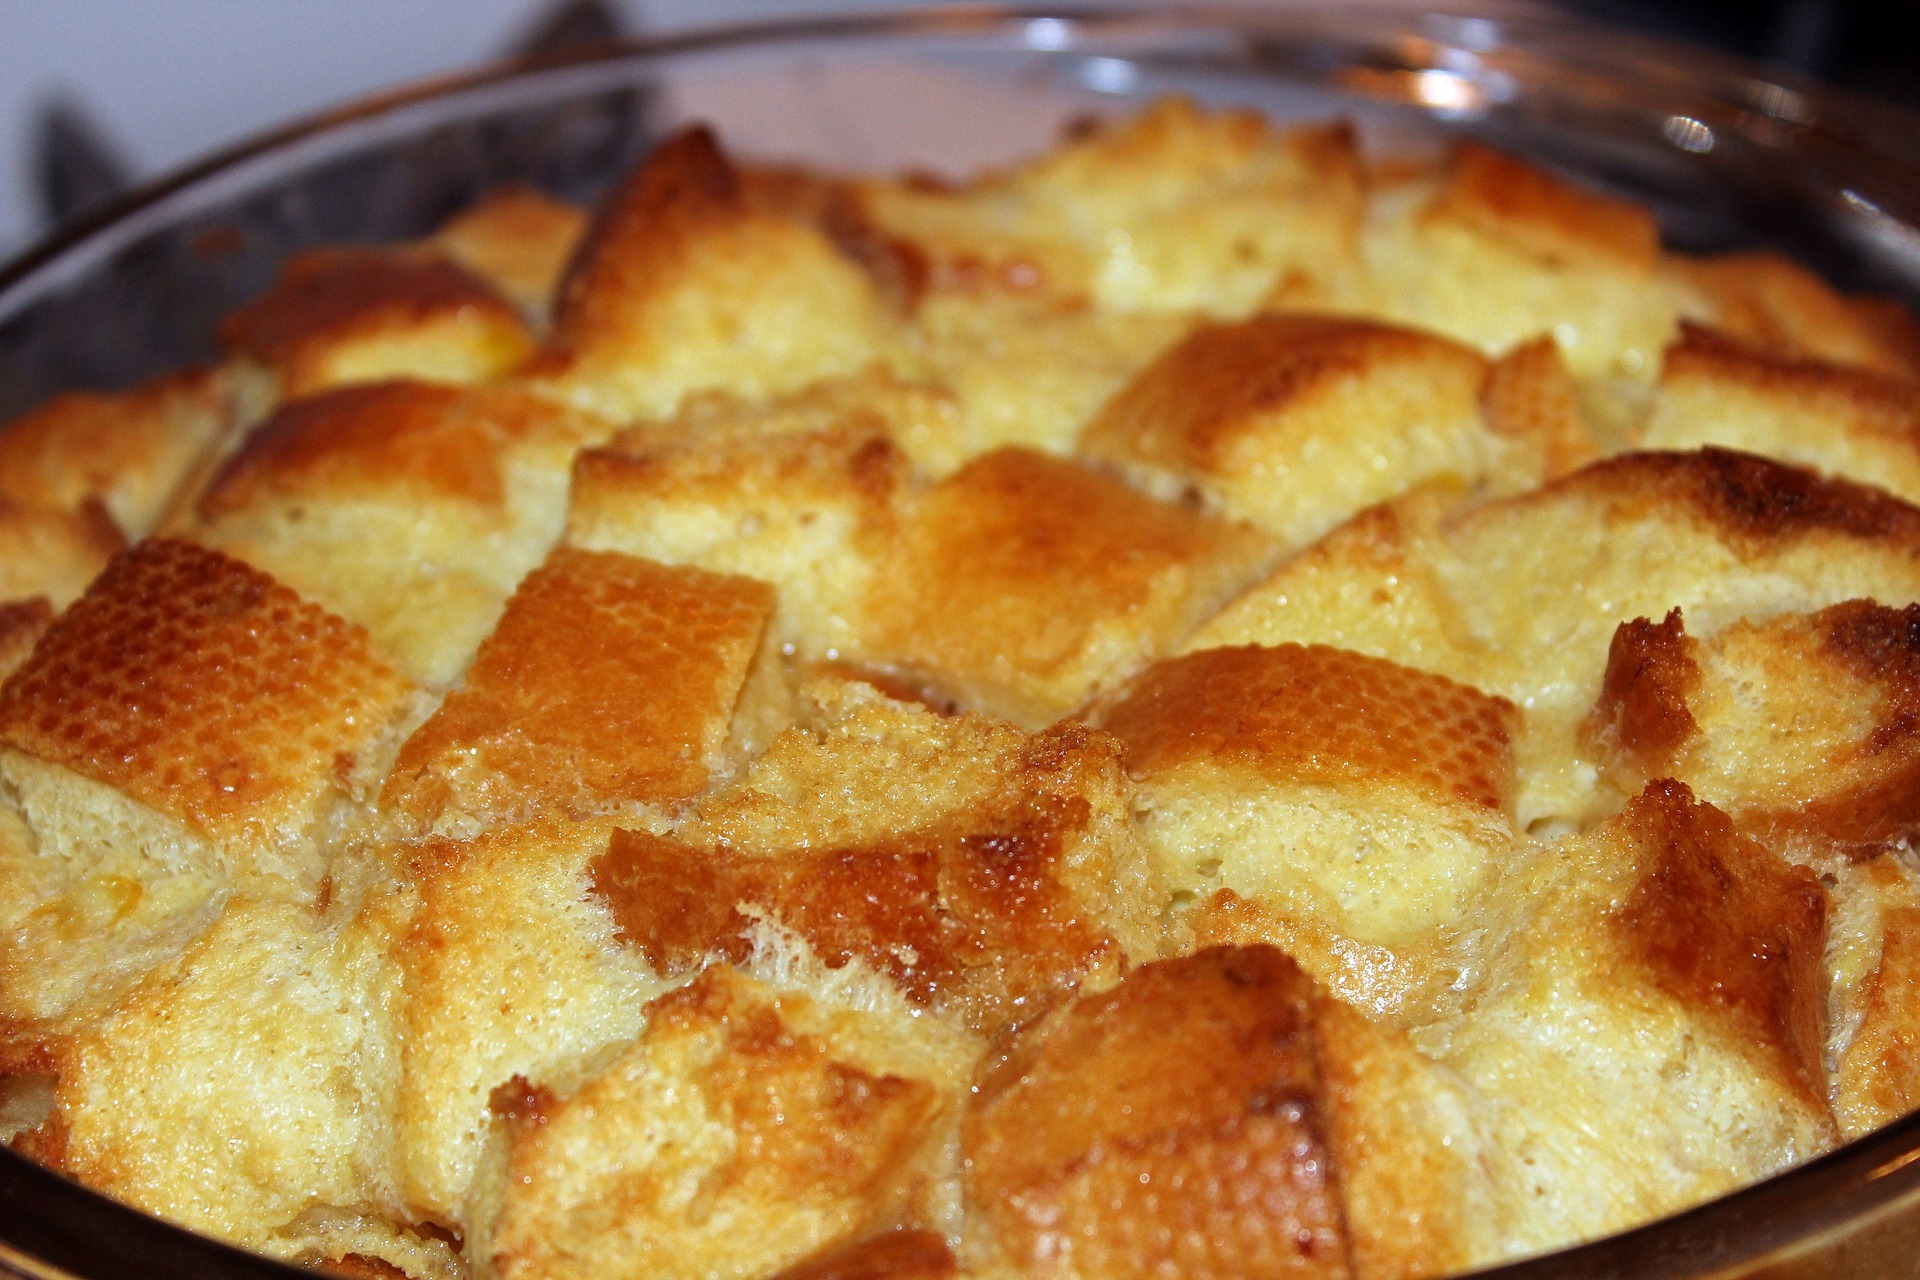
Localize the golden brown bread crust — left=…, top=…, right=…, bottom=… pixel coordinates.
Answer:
left=1428, top=142, right=1659, bottom=269
left=963, top=946, right=1352, bottom=1280
left=1588, top=602, right=1920, bottom=853
left=1586, top=608, right=1700, bottom=777
left=1080, top=313, right=1498, bottom=545
left=385, top=547, right=773, bottom=828
left=429, top=186, right=587, bottom=321
left=1479, top=335, right=1599, bottom=479
left=1101, top=643, right=1515, bottom=811
left=0, top=538, right=409, bottom=844
left=0, top=367, right=231, bottom=537
left=591, top=715, right=1143, bottom=1037
left=536, top=126, right=887, bottom=421
left=488, top=966, right=952, bottom=1280
left=1643, top=323, right=1920, bottom=504
left=1610, top=779, right=1829, bottom=1107
left=867, top=446, right=1273, bottom=725
left=201, top=381, right=506, bottom=514
left=221, top=247, right=532, bottom=399
left=1546, top=445, right=1920, bottom=548
left=7, top=104, right=1920, bottom=1280
left=1679, top=253, right=1920, bottom=378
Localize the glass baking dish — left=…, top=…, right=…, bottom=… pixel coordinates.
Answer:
left=1, top=5, right=1919, bottom=1277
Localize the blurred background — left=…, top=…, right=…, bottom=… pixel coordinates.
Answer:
left=0, top=0, right=1916, bottom=259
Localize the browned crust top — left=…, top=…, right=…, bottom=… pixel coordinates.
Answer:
left=0, top=538, right=407, bottom=837
left=1099, top=643, right=1516, bottom=811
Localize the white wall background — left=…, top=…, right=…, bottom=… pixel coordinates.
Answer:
left=0, top=0, right=998, bottom=257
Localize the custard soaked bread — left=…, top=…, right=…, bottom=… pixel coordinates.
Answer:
left=4, top=101, right=1920, bottom=1280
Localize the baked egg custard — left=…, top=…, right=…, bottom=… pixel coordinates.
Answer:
left=1, top=101, right=1919, bottom=1280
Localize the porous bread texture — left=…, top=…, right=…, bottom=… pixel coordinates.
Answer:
left=863, top=447, right=1275, bottom=727
left=1643, top=324, right=1920, bottom=505
left=388, top=816, right=666, bottom=1228
left=222, top=245, right=534, bottom=404
left=429, top=187, right=588, bottom=324
left=1095, top=644, right=1520, bottom=1022
left=533, top=127, right=890, bottom=422
left=0, top=539, right=418, bottom=887
left=384, top=547, right=779, bottom=836
left=1349, top=142, right=1711, bottom=381
left=1831, top=856, right=1920, bottom=1139
left=567, top=412, right=910, bottom=660
left=190, top=380, right=618, bottom=685
left=0, top=366, right=233, bottom=538
left=1081, top=313, right=1508, bottom=549
left=1196, top=449, right=1920, bottom=828
left=592, top=678, right=1162, bottom=1037
left=482, top=962, right=971, bottom=1280
left=1585, top=601, right=1920, bottom=853
left=963, top=946, right=1499, bottom=1280
left=851, top=98, right=1364, bottom=317
left=18, top=879, right=422, bottom=1269
left=5, top=101, right=1920, bottom=1280
left=1431, top=781, right=1834, bottom=1260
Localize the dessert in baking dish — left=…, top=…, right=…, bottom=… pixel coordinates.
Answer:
left=1, top=98, right=1919, bottom=1280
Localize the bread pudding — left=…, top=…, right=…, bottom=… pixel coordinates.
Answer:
left=1, top=98, right=1919, bottom=1280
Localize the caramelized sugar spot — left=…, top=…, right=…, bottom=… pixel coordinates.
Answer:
left=1587, top=609, right=1701, bottom=776
left=590, top=773, right=1114, bottom=1033
left=965, top=946, right=1351, bottom=1280
left=1611, top=780, right=1829, bottom=1105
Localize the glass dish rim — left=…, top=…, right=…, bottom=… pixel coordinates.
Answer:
left=2, top=6, right=1919, bottom=1278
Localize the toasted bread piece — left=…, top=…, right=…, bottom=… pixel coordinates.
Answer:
left=486, top=964, right=967, bottom=1280
left=855, top=100, right=1362, bottom=316
left=865, top=447, right=1273, bottom=726
left=25, top=892, right=406, bottom=1259
left=389, top=816, right=663, bottom=1224
left=593, top=679, right=1158, bottom=1035
left=899, top=291, right=1191, bottom=474
left=1098, top=644, right=1518, bottom=1018
left=1479, top=335, right=1602, bottom=480
left=0, top=539, right=414, bottom=885
left=1679, top=251, right=1920, bottom=378
left=569, top=417, right=908, bottom=659
left=222, top=247, right=533, bottom=402
left=385, top=548, right=776, bottom=834
left=964, top=946, right=1497, bottom=1280
left=1082, top=313, right=1503, bottom=547
left=1588, top=601, right=1920, bottom=854
left=430, top=187, right=587, bottom=323
left=192, top=380, right=613, bottom=684
left=536, top=128, right=888, bottom=421
left=1643, top=325, right=1920, bottom=504
left=0, top=367, right=232, bottom=537
left=1358, top=144, right=1707, bottom=379
left=0, top=496, right=122, bottom=607
left=1184, top=488, right=1484, bottom=686
left=1440, top=781, right=1834, bottom=1256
